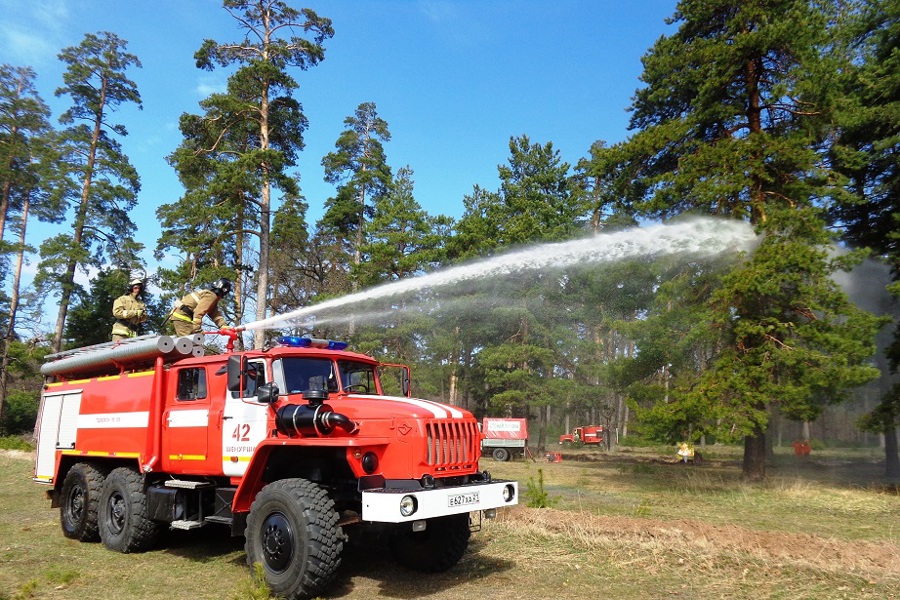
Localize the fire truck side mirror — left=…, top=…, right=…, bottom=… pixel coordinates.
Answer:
left=257, top=382, right=280, bottom=404
left=226, top=354, right=247, bottom=393
left=401, top=369, right=411, bottom=397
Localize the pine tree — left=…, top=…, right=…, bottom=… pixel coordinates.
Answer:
left=195, top=1, right=333, bottom=348
left=0, top=65, right=51, bottom=241
left=0, top=65, right=57, bottom=425
left=829, top=0, right=900, bottom=478
left=35, top=32, right=144, bottom=353
left=320, top=101, right=393, bottom=290
left=622, top=0, right=882, bottom=480
left=452, top=135, right=587, bottom=258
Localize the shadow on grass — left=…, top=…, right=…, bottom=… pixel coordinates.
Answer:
left=333, top=535, right=514, bottom=599
left=161, top=525, right=244, bottom=562
left=158, top=519, right=516, bottom=598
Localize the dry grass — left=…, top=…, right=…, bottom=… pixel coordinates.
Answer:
left=2, top=447, right=898, bottom=600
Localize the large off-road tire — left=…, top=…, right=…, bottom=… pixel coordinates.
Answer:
left=60, top=462, right=108, bottom=541
left=492, top=447, right=511, bottom=462
left=245, top=478, right=343, bottom=600
left=389, top=513, right=471, bottom=573
left=98, top=466, right=161, bottom=553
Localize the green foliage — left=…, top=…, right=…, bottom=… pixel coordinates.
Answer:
left=356, top=166, right=450, bottom=288
left=524, top=468, right=557, bottom=508
left=600, top=0, right=887, bottom=479
left=64, top=268, right=164, bottom=347
left=0, top=390, right=39, bottom=436
left=35, top=32, right=144, bottom=352
left=0, top=435, right=34, bottom=450
left=0, top=64, right=54, bottom=234
left=233, top=563, right=272, bottom=600
left=181, top=3, right=334, bottom=345
left=451, top=135, right=588, bottom=259
left=615, top=434, right=659, bottom=448
left=827, top=0, right=900, bottom=476
left=1, top=339, right=50, bottom=436
left=319, top=101, right=393, bottom=281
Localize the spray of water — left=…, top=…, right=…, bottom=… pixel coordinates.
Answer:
left=241, top=217, right=759, bottom=333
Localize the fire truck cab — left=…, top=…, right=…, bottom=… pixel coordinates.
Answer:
left=34, top=333, right=518, bottom=599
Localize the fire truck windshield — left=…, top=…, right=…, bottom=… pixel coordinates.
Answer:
left=278, top=358, right=379, bottom=395
left=280, top=358, right=338, bottom=394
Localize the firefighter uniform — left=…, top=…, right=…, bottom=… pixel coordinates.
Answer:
left=111, top=287, right=148, bottom=342
left=170, top=289, right=227, bottom=336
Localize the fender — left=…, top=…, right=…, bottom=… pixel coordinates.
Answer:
left=231, top=436, right=391, bottom=513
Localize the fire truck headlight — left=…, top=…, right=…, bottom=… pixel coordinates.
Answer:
left=399, top=495, right=418, bottom=517
left=503, top=483, right=516, bottom=503
left=361, top=452, right=378, bottom=474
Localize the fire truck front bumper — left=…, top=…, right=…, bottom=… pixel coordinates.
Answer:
left=361, top=478, right=518, bottom=523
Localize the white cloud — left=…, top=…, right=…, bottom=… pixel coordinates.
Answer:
left=32, top=1, right=69, bottom=27
left=196, top=75, right=226, bottom=97
left=0, top=0, right=68, bottom=64
left=417, top=0, right=459, bottom=23
left=0, top=24, right=59, bottom=64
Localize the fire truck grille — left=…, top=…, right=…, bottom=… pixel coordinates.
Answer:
left=425, top=420, right=479, bottom=469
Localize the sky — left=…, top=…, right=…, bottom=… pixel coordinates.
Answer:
left=1, top=0, right=679, bottom=328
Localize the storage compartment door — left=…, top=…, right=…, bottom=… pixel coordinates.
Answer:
left=34, top=391, right=83, bottom=482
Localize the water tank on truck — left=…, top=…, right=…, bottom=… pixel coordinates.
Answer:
left=480, top=417, right=528, bottom=461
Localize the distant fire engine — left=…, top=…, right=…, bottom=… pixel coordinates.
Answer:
left=480, top=418, right=528, bottom=461
left=559, top=425, right=605, bottom=446
left=34, top=332, right=517, bottom=599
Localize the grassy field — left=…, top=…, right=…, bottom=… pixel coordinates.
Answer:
left=1, top=446, right=897, bottom=600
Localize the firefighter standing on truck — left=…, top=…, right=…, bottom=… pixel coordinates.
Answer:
left=111, top=278, right=148, bottom=342
left=169, top=279, right=232, bottom=336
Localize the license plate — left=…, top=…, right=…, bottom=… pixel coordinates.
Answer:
left=448, top=491, right=479, bottom=507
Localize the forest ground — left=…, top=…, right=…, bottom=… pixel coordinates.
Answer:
left=1, top=445, right=897, bottom=600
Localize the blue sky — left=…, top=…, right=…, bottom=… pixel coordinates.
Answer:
left=1, top=0, right=677, bottom=319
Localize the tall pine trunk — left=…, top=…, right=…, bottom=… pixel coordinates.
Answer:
left=742, top=426, right=767, bottom=482
left=885, top=425, right=899, bottom=479
left=52, top=83, right=105, bottom=353
left=253, top=75, right=271, bottom=350
left=0, top=194, right=30, bottom=424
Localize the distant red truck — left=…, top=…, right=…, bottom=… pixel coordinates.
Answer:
left=481, top=418, right=528, bottom=461
left=559, top=425, right=605, bottom=446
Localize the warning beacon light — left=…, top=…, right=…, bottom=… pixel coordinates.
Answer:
left=277, top=336, right=348, bottom=351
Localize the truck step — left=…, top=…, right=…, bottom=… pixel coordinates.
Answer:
left=170, top=519, right=205, bottom=530
left=164, top=479, right=213, bottom=489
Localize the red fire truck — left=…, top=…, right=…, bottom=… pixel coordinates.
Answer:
left=34, top=332, right=517, bottom=600
left=481, top=418, right=528, bottom=461
left=559, top=425, right=605, bottom=446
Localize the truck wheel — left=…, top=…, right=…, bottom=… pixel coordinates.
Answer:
left=389, top=513, right=470, bottom=573
left=98, top=466, right=161, bottom=553
left=60, top=462, right=108, bottom=542
left=245, top=478, right=343, bottom=600
left=492, top=447, right=510, bottom=462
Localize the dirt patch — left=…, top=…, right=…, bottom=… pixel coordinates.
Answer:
left=0, top=449, right=34, bottom=461
left=500, top=506, right=900, bottom=582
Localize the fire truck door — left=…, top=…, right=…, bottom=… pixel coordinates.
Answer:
left=163, top=366, right=212, bottom=474
left=221, top=359, right=269, bottom=477
left=34, top=390, right=83, bottom=482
